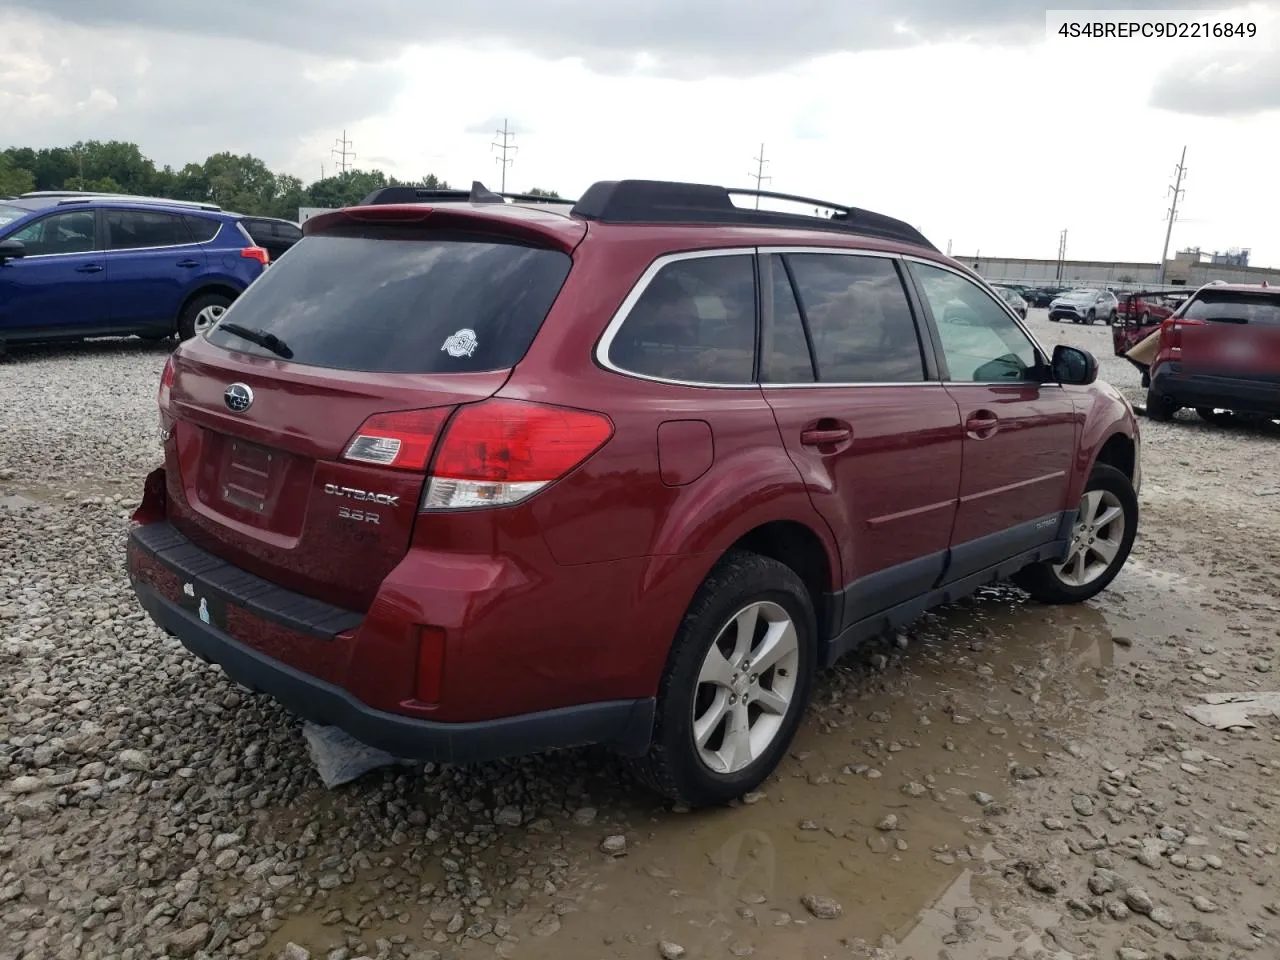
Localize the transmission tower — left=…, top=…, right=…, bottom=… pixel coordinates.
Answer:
left=332, top=130, right=356, bottom=174
left=1157, top=146, right=1187, bottom=284
left=748, top=143, right=771, bottom=208
left=491, top=120, right=517, bottom=193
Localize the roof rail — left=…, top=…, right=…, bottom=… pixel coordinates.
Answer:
left=21, top=190, right=222, bottom=212
left=357, top=181, right=576, bottom=207
left=569, top=180, right=936, bottom=249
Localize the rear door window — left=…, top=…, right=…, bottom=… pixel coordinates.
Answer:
left=184, top=215, right=221, bottom=243
left=607, top=253, right=757, bottom=384
left=105, top=210, right=192, bottom=250
left=783, top=253, right=926, bottom=383
left=205, top=227, right=573, bottom=373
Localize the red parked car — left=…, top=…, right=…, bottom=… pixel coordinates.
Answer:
left=127, top=179, right=1143, bottom=806
left=1146, top=282, right=1280, bottom=424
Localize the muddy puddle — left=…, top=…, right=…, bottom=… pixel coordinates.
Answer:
left=260, top=586, right=1147, bottom=959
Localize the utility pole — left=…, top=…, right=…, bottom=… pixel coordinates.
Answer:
left=1056, top=229, right=1068, bottom=281
left=491, top=120, right=517, bottom=193
left=749, top=143, right=771, bottom=207
left=332, top=130, right=355, bottom=174
left=1157, top=145, right=1187, bottom=284
left=946, top=239, right=952, bottom=256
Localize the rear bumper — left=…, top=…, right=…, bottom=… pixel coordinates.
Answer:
left=1151, top=364, right=1280, bottom=416
left=126, top=522, right=655, bottom=763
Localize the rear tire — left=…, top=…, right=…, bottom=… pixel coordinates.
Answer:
left=632, top=551, right=817, bottom=807
left=1013, top=464, right=1137, bottom=605
left=1196, top=407, right=1235, bottom=426
left=1145, top=385, right=1178, bottom=421
left=1086, top=310, right=1097, bottom=324
left=178, top=292, right=233, bottom=341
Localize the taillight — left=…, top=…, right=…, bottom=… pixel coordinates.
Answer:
left=342, top=407, right=453, bottom=472
left=240, top=246, right=270, bottom=266
left=157, top=356, right=176, bottom=441
left=422, top=399, right=613, bottom=510
left=1161, top=317, right=1204, bottom=351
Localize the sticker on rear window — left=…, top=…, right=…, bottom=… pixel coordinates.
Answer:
left=441, top=328, right=479, bottom=357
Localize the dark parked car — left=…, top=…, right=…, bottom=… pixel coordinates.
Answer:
left=126, top=179, right=1142, bottom=806
left=0, top=192, right=296, bottom=345
left=1146, top=282, right=1280, bottom=424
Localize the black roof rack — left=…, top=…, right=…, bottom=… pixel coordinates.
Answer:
left=569, top=180, right=935, bottom=250
left=358, top=181, right=575, bottom=207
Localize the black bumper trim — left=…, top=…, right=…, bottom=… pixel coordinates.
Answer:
left=128, top=522, right=363, bottom=639
left=1152, top=366, right=1280, bottom=417
left=133, top=581, right=657, bottom=763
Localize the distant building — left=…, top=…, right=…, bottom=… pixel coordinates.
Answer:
left=960, top=251, right=1276, bottom=291
left=298, top=206, right=337, bottom=223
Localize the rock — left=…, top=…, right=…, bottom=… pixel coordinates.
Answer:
left=167, top=923, right=210, bottom=958
left=1124, top=887, right=1154, bottom=915
left=902, top=782, right=928, bottom=798
left=868, top=711, right=891, bottom=723
left=658, top=942, right=686, bottom=960
left=117, top=749, right=150, bottom=772
left=600, top=835, right=627, bottom=856
left=493, top=806, right=522, bottom=827
left=9, top=776, right=43, bottom=795
left=280, top=945, right=311, bottom=960
left=1116, top=949, right=1150, bottom=960
left=801, top=894, right=843, bottom=920
left=1173, top=920, right=1219, bottom=943
left=973, top=792, right=997, bottom=807
left=1150, top=906, right=1176, bottom=930
left=572, top=807, right=598, bottom=826
left=1011, top=764, right=1042, bottom=780
left=875, top=814, right=899, bottom=832
left=1043, top=817, right=1066, bottom=831
left=1072, top=795, right=1096, bottom=817
left=1088, top=871, right=1117, bottom=895
left=1191, top=895, right=1217, bottom=913
left=1106, top=902, right=1131, bottom=921
left=1026, top=863, right=1064, bottom=895
left=531, top=915, right=561, bottom=937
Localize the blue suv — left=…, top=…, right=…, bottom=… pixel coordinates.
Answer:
left=0, top=192, right=302, bottom=346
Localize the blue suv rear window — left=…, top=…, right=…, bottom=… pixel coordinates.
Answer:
left=205, top=227, right=572, bottom=373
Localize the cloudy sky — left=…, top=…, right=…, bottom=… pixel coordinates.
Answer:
left=2, top=1, right=1277, bottom=265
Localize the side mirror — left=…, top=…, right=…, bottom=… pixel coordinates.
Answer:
left=1052, top=344, right=1098, bottom=385
left=0, top=238, right=26, bottom=262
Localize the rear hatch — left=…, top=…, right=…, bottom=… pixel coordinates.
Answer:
left=1177, top=288, right=1280, bottom=379
left=161, top=209, right=582, bottom=610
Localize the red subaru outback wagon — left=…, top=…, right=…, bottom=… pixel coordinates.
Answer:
left=127, top=179, right=1142, bottom=806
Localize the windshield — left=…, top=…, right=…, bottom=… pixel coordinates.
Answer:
left=1182, top=289, right=1280, bottom=325
left=0, top=203, right=28, bottom=230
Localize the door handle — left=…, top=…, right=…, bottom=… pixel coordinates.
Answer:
left=75, top=264, right=104, bottom=274
left=800, top=425, right=853, bottom=446
left=176, top=259, right=200, bottom=268
left=965, top=411, right=999, bottom=438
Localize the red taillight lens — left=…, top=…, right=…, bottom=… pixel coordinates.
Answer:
left=423, top=399, right=613, bottom=510
left=157, top=356, right=176, bottom=442
left=342, top=407, right=454, bottom=472
left=1161, top=317, right=1204, bottom=350
left=240, top=246, right=270, bottom=265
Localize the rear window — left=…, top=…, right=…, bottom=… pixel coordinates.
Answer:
left=1182, top=290, right=1280, bottom=325
left=205, top=229, right=572, bottom=373
left=184, top=215, right=221, bottom=243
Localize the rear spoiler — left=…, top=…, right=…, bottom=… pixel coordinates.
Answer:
left=358, top=181, right=574, bottom=207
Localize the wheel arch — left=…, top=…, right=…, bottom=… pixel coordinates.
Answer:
left=177, top=283, right=242, bottom=323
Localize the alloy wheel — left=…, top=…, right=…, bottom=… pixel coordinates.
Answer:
left=193, top=304, right=226, bottom=336
left=1055, top=489, right=1126, bottom=587
left=691, top=601, right=799, bottom=775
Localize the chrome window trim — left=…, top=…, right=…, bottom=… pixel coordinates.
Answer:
left=596, top=245, right=950, bottom=391
left=902, top=254, right=1056, bottom=385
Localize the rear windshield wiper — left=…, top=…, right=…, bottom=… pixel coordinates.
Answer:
left=217, top=322, right=294, bottom=359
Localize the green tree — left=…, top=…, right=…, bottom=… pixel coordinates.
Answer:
left=525, top=187, right=561, bottom=198
left=0, top=154, right=35, bottom=195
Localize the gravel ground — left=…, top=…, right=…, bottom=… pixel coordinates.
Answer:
left=1, top=318, right=1277, bottom=960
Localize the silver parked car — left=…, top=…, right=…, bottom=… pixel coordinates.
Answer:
left=1048, top=288, right=1118, bottom=325
left=992, top=284, right=1029, bottom=319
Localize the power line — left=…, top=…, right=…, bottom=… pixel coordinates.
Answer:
left=332, top=130, right=356, bottom=174
left=748, top=143, right=771, bottom=208
left=491, top=120, right=518, bottom=193
left=1157, top=145, right=1188, bottom=284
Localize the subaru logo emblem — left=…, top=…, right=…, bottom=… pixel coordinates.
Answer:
left=224, top=383, right=254, bottom=413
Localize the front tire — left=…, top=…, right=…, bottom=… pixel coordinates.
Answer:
left=633, top=551, right=817, bottom=807
left=178, top=292, right=234, bottom=341
left=1086, top=310, right=1097, bottom=325
left=1013, top=465, right=1137, bottom=604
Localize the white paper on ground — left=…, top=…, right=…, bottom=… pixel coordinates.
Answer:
left=302, top=722, right=418, bottom=788
left=1182, top=692, right=1280, bottom=730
